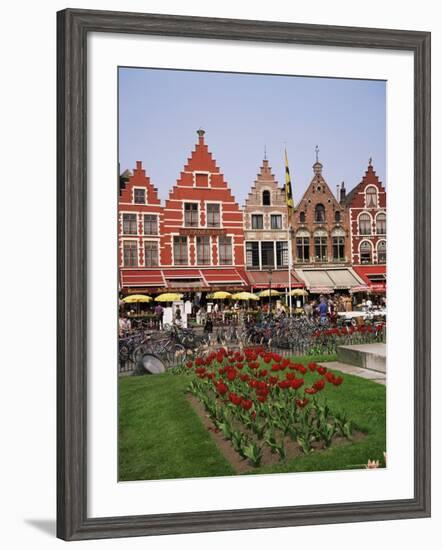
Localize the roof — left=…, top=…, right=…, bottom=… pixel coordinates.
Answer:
left=294, top=267, right=367, bottom=291
left=246, top=270, right=303, bottom=289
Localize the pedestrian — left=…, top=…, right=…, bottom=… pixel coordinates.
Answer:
left=174, top=305, right=182, bottom=326
left=318, top=297, right=328, bottom=325
left=204, top=314, right=214, bottom=343
left=154, top=303, right=164, bottom=329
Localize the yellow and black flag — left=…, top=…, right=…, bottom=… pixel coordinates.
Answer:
left=284, top=149, right=294, bottom=214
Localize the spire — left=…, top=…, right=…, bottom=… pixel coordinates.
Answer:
left=197, top=128, right=205, bottom=144
left=313, top=144, right=323, bottom=175
left=264, top=145, right=267, bottom=161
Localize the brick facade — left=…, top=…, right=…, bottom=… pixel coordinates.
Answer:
left=243, top=158, right=290, bottom=271
left=292, top=159, right=350, bottom=267
left=345, top=160, right=387, bottom=265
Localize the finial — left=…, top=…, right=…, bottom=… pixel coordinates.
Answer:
left=368, top=156, right=372, bottom=166
left=197, top=128, right=205, bottom=138
left=264, top=145, right=267, bottom=161
left=315, top=145, right=320, bottom=163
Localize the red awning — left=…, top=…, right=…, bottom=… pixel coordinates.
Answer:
left=353, top=265, right=387, bottom=290
left=201, top=268, right=247, bottom=286
left=246, top=270, right=304, bottom=289
left=120, top=269, right=165, bottom=288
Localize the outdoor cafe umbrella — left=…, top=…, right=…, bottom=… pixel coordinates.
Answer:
left=290, top=289, right=309, bottom=297
left=154, top=292, right=183, bottom=302
left=207, top=291, right=232, bottom=299
left=122, top=294, right=153, bottom=303
left=231, top=291, right=259, bottom=301
left=258, top=289, right=281, bottom=298
left=122, top=294, right=152, bottom=316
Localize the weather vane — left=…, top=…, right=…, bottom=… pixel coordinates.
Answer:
left=315, top=145, right=320, bottom=162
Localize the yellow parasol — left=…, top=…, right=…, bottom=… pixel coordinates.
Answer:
left=290, top=289, right=309, bottom=297
left=231, top=292, right=259, bottom=301
left=258, top=289, right=282, bottom=298
left=122, top=294, right=152, bottom=303
left=154, top=293, right=183, bottom=302
left=207, top=291, right=232, bottom=299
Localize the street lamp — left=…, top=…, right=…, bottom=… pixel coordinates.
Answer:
left=267, top=268, right=273, bottom=312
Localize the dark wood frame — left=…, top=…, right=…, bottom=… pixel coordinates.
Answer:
left=57, top=8, right=431, bottom=541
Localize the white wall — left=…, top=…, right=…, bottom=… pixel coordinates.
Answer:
left=0, top=0, right=439, bottom=548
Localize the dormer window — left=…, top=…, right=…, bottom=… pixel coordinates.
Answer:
left=335, top=211, right=341, bottom=223
left=299, top=211, right=306, bottom=223
left=134, top=188, right=146, bottom=204
left=365, top=186, right=378, bottom=208
left=315, top=203, right=325, bottom=223
left=262, top=190, right=271, bottom=206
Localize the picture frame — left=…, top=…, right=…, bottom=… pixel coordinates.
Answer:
left=57, top=8, right=431, bottom=541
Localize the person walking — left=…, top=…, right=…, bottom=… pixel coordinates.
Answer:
left=154, top=303, right=164, bottom=329
left=318, top=297, right=328, bottom=325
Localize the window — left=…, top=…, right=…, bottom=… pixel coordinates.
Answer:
left=261, top=241, right=275, bottom=269
left=196, top=236, right=210, bottom=265
left=299, top=211, right=306, bottom=223
left=143, top=214, right=158, bottom=235
left=315, top=203, right=326, bottom=223
left=377, top=240, right=386, bottom=263
left=366, top=186, right=378, bottom=207
left=360, top=241, right=372, bottom=264
left=144, top=241, right=158, bottom=267
left=122, top=213, right=137, bottom=235
left=296, top=237, right=310, bottom=263
left=276, top=241, right=288, bottom=268
left=270, top=214, right=282, bottom=229
left=334, top=211, right=341, bottom=223
left=262, top=190, right=271, bottom=205
left=332, top=236, right=345, bottom=261
left=134, top=188, right=146, bottom=204
left=123, top=241, right=138, bottom=267
left=206, top=203, right=220, bottom=228
left=246, top=241, right=260, bottom=268
left=376, top=213, right=386, bottom=235
left=218, top=235, right=232, bottom=265
left=314, top=236, right=327, bottom=262
left=359, top=213, right=372, bottom=235
left=184, top=203, right=199, bottom=227
left=173, top=236, right=188, bottom=265
left=251, top=214, right=263, bottom=229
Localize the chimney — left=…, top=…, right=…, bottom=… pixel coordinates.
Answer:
left=339, top=181, right=346, bottom=203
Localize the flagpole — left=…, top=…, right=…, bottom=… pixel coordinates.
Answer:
left=284, top=147, right=294, bottom=317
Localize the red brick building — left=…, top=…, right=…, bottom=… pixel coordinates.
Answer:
left=344, top=159, right=387, bottom=292
left=159, top=129, right=247, bottom=291
left=118, top=161, right=164, bottom=291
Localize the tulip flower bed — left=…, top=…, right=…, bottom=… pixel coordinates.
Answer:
left=307, top=323, right=386, bottom=355
left=177, top=346, right=358, bottom=469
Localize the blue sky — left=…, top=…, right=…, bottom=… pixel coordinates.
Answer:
left=119, top=67, right=386, bottom=204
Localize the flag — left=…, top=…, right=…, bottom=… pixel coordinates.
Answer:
left=284, top=149, right=294, bottom=213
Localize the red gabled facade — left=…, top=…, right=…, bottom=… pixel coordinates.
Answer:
left=345, top=160, right=387, bottom=267
left=118, top=161, right=163, bottom=290
left=160, top=129, right=246, bottom=289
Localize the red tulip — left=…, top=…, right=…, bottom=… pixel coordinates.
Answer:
left=228, top=392, right=242, bottom=406
left=240, top=399, right=253, bottom=410
left=313, top=379, right=326, bottom=391
left=227, top=369, right=237, bottom=381
left=308, top=362, right=317, bottom=372
left=305, top=387, right=318, bottom=395
left=216, top=381, right=228, bottom=395
left=290, top=378, right=304, bottom=390
left=332, top=376, right=344, bottom=386
left=317, top=366, right=327, bottom=375
left=296, top=398, right=309, bottom=408
left=186, top=361, right=193, bottom=369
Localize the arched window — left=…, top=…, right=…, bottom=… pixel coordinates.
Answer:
left=359, top=213, right=372, bottom=235
left=365, top=186, right=378, bottom=208
left=334, top=210, right=341, bottom=223
left=377, top=240, right=386, bottom=263
left=360, top=241, right=373, bottom=264
left=299, top=211, right=306, bottom=223
left=376, top=212, right=386, bottom=235
left=314, top=203, right=325, bottom=223
left=262, top=190, right=271, bottom=206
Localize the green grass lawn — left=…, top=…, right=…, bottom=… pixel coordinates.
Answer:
left=119, top=354, right=386, bottom=481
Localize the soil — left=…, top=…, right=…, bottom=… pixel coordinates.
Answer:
left=187, top=393, right=366, bottom=474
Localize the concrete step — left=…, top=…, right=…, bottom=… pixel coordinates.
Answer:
left=337, top=343, right=386, bottom=373
left=318, top=361, right=386, bottom=385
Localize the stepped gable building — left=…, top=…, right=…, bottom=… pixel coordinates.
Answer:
left=160, top=129, right=247, bottom=291
left=118, top=161, right=164, bottom=291
left=243, top=157, right=303, bottom=289
left=292, top=149, right=367, bottom=294
left=344, top=159, right=387, bottom=293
